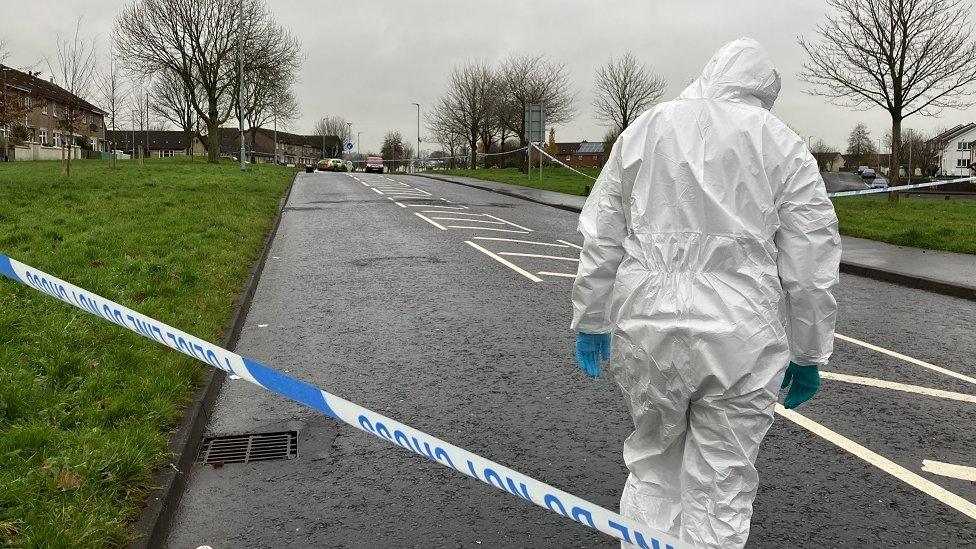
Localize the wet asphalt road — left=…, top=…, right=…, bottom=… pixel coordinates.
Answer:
left=165, top=171, right=976, bottom=548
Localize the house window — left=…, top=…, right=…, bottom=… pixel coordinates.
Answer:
left=158, top=149, right=175, bottom=158
left=42, top=102, right=48, bottom=115
left=52, top=103, right=58, bottom=118
left=53, top=132, right=61, bottom=147
left=957, top=158, right=969, bottom=168
left=0, top=125, right=8, bottom=139
left=958, top=141, right=970, bottom=151
left=91, top=138, right=98, bottom=150
left=39, top=129, right=47, bottom=145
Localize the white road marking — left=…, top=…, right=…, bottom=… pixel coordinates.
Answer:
left=386, top=198, right=407, bottom=208
left=538, top=271, right=576, bottom=278
left=473, top=237, right=570, bottom=247
left=445, top=225, right=531, bottom=234
left=922, top=460, right=976, bottom=482
left=775, top=405, right=976, bottom=521
left=820, top=371, right=976, bottom=403
left=371, top=188, right=385, bottom=195
left=423, top=211, right=486, bottom=216
left=271, top=256, right=280, bottom=259
left=834, top=333, right=976, bottom=386
left=431, top=217, right=506, bottom=224
left=557, top=240, right=583, bottom=249
left=464, top=241, right=542, bottom=282
left=414, top=212, right=447, bottom=230
left=258, top=324, right=268, bottom=328
left=484, top=214, right=533, bottom=232
left=499, top=252, right=579, bottom=262
left=407, top=204, right=469, bottom=210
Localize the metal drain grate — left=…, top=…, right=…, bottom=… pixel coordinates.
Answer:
left=197, top=431, right=298, bottom=465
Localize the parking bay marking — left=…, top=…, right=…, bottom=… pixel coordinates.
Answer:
left=558, top=240, right=583, bottom=250
left=776, top=405, right=976, bottom=521
left=499, top=252, right=579, bottom=262
left=464, top=241, right=543, bottom=282
left=820, top=371, right=976, bottom=403
left=538, top=271, right=576, bottom=278
left=834, top=333, right=976, bottom=386
left=922, top=460, right=976, bottom=482
left=414, top=213, right=447, bottom=230
left=431, top=218, right=507, bottom=225
left=472, top=237, right=571, bottom=248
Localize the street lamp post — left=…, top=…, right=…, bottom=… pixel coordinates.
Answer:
left=357, top=131, right=362, bottom=157
left=411, top=102, right=420, bottom=172
left=346, top=122, right=352, bottom=159
left=321, top=118, right=326, bottom=160
left=237, top=0, right=245, bottom=172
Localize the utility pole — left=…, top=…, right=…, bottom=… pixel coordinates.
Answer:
left=357, top=131, right=361, bottom=156
left=273, top=113, right=278, bottom=164
left=145, top=85, right=149, bottom=161
left=238, top=0, right=246, bottom=172
left=321, top=118, right=326, bottom=160
left=412, top=102, right=420, bottom=173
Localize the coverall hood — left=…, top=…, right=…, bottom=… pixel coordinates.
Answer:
left=678, top=37, right=781, bottom=110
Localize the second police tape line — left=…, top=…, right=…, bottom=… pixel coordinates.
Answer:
left=0, top=253, right=688, bottom=549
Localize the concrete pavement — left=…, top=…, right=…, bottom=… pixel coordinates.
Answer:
left=164, top=171, right=976, bottom=548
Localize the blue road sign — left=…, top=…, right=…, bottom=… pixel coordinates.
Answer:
left=346, top=142, right=353, bottom=150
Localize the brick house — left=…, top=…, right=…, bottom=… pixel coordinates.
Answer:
left=106, top=130, right=206, bottom=158
left=540, top=141, right=607, bottom=168
left=0, top=64, right=106, bottom=161
left=217, top=127, right=341, bottom=165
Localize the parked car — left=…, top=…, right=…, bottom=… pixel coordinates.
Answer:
left=365, top=156, right=384, bottom=173
left=317, top=158, right=347, bottom=172
left=859, top=168, right=877, bottom=180
left=856, top=165, right=871, bottom=175
left=869, top=177, right=890, bottom=189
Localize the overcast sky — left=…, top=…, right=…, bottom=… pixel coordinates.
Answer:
left=4, top=0, right=976, bottom=153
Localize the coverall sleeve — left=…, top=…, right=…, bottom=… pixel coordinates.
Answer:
left=774, top=151, right=842, bottom=366
left=571, top=138, right=628, bottom=333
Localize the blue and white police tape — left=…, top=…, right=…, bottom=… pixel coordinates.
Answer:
left=0, top=253, right=687, bottom=549
left=826, top=175, right=976, bottom=197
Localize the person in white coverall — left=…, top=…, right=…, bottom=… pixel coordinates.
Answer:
left=570, top=38, right=841, bottom=548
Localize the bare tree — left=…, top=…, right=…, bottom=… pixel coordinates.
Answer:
left=593, top=52, right=667, bottom=133
left=314, top=115, right=351, bottom=156
left=116, top=0, right=297, bottom=163
left=809, top=138, right=839, bottom=170
left=497, top=54, right=577, bottom=165
left=381, top=130, right=406, bottom=171
left=427, top=106, right=464, bottom=169
left=48, top=19, right=97, bottom=178
left=799, top=0, right=976, bottom=201
left=884, top=127, right=939, bottom=176
left=99, top=44, right=129, bottom=167
left=151, top=68, right=195, bottom=157
left=0, top=38, right=9, bottom=64
left=431, top=60, right=497, bottom=168
left=845, top=122, right=877, bottom=168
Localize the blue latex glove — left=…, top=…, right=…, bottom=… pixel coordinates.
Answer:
left=780, top=361, right=820, bottom=409
left=575, top=333, right=611, bottom=379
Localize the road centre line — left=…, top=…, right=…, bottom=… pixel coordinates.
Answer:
left=472, top=237, right=571, bottom=247
left=444, top=225, right=531, bottom=234
left=820, top=371, right=976, bottom=403
left=775, top=405, right=976, bottom=521
left=834, top=333, right=976, bottom=385
left=538, top=271, right=576, bottom=278
left=464, top=241, right=543, bottom=282
left=922, top=460, right=976, bottom=482
left=499, top=252, right=579, bottom=262
left=557, top=240, right=583, bottom=250
left=414, top=213, right=447, bottom=230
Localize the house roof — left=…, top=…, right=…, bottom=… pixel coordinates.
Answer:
left=577, top=141, right=606, bottom=155
left=553, top=142, right=580, bottom=155
left=217, top=127, right=341, bottom=155
left=0, top=64, right=106, bottom=114
left=930, top=123, right=976, bottom=144
left=106, top=130, right=196, bottom=150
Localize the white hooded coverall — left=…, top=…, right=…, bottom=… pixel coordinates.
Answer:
left=571, top=38, right=841, bottom=548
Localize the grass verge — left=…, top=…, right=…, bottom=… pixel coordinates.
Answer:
left=439, top=166, right=600, bottom=195
left=437, top=167, right=976, bottom=255
left=0, top=157, right=292, bottom=546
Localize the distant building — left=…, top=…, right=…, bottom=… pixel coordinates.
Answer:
left=931, top=123, right=976, bottom=176
left=106, top=130, right=205, bottom=158
left=217, top=127, right=341, bottom=165
left=0, top=64, right=106, bottom=161
left=812, top=151, right=845, bottom=172
left=542, top=141, right=607, bottom=168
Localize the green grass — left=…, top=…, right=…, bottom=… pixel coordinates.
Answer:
left=439, top=166, right=600, bottom=195
left=0, top=157, right=292, bottom=546
left=832, top=195, right=976, bottom=254
left=439, top=167, right=976, bottom=255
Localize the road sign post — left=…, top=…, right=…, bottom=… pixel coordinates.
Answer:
left=524, top=103, right=545, bottom=177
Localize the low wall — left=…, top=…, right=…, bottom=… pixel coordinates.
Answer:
left=10, top=144, right=81, bottom=161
